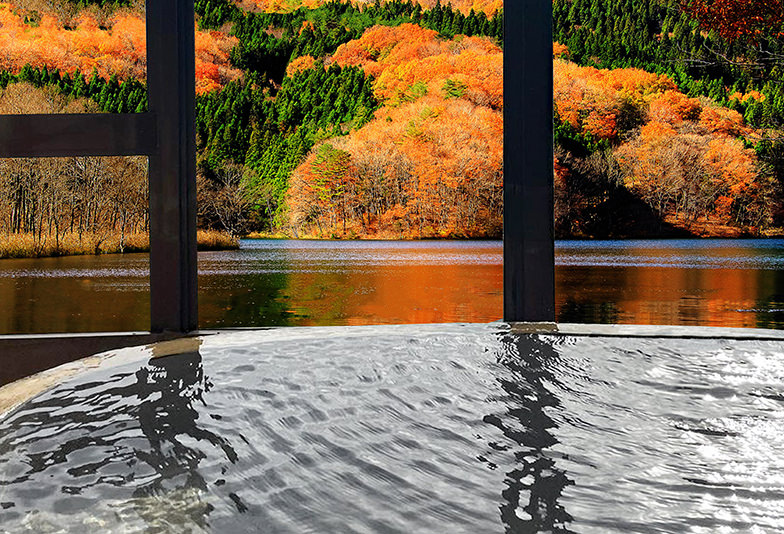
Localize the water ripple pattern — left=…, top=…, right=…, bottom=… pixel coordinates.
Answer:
left=198, top=239, right=503, bottom=276
left=556, top=239, right=784, bottom=269
left=0, top=324, right=783, bottom=533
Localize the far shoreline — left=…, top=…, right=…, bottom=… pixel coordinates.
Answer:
left=4, top=227, right=784, bottom=261
left=243, top=228, right=784, bottom=241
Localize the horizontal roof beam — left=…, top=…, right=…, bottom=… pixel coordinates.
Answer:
left=0, top=113, right=157, bottom=158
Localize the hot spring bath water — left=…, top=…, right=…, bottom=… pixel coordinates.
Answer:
left=0, top=323, right=783, bottom=533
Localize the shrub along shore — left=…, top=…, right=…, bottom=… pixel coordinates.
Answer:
left=0, top=230, right=238, bottom=259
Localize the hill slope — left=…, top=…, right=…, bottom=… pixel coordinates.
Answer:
left=0, top=0, right=782, bottom=244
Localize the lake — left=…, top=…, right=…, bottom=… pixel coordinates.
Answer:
left=1, top=239, right=784, bottom=334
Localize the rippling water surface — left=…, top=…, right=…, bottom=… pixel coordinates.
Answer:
left=3, top=239, right=784, bottom=333
left=1, top=324, right=783, bottom=533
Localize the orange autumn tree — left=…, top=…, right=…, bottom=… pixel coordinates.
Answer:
left=286, top=54, right=317, bottom=76
left=702, top=137, right=767, bottom=224
left=728, top=90, right=766, bottom=105
left=616, top=103, right=773, bottom=228
left=699, top=106, right=748, bottom=137
left=0, top=3, right=241, bottom=93
left=287, top=24, right=502, bottom=238
left=554, top=57, right=678, bottom=143
left=554, top=48, right=776, bottom=234
left=332, top=23, right=501, bottom=108
left=647, top=90, right=701, bottom=125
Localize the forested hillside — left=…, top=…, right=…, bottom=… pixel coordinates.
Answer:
left=0, top=0, right=783, bottom=249
left=287, top=24, right=502, bottom=238
left=551, top=0, right=784, bottom=236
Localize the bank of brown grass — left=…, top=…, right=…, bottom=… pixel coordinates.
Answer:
left=196, top=229, right=240, bottom=250
left=0, top=232, right=148, bottom=259
left=0, top=230, right=239, bottom=259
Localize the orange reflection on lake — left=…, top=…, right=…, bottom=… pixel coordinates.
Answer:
left=262, top=241, right=503, bottom=326
left=555, top=238, right=784, bottom=329
left=556, top=265, right=763, bottom=328
left=2, top=239, right=784, bottom=333
left=344, top=262, right=503, bottom=325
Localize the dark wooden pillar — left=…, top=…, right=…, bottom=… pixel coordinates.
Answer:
left=0, top=0, right=200, bottom=336
left=503, top=0, right=555, bottom=323
left=0, top=0, right=198, bottom=379
left=146, top=0, right=198, bottom=333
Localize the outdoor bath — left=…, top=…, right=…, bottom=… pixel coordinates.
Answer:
left=1, top=322, right=783, bottom=533
left=0, top=0, right=782, bottom=530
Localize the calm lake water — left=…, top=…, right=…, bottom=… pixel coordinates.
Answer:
left=1, top=239, right=784, bottom=333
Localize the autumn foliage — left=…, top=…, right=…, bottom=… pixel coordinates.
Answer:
left=553, top=42, right=776, bottom=234
left=287, top=24, right=502, bottom=238
left=554, top=56, right=677, bottom=142
left=237, top=0, right=501, bottom=16
left=681, top=0, right=784, bottom=42
left=332, top=23, right=501, bottom=108
left=0, top=3, right=241, bottom=93
left=286, top=27, right=776, bottom=238
left=285, top=54, right=317, bottom=76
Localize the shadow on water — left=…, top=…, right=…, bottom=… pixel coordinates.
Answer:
left=0, top=350, right=239, bottom=531
left=557, top=298, right=620, bottom=325
left=753, top=271, right=784, bottom=329
left=128, top=351, right=242, bottom=514
left=486, top=333, right=577, bottom=534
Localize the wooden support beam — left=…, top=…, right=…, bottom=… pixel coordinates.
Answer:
left=146, top=0, right=198, bottom=333
left=0, top=113, right=156, bottom=158
left=503, top=0, right=556, bottom=322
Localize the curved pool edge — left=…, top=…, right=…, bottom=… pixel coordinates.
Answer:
left=551, top=322, right=784, bottom=340
left=2, top=321, right=784, bottom=421
left=0, top=337, right=204, bottom=419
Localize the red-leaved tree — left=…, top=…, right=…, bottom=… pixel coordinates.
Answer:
left=681, top=0, right=784, bottom=42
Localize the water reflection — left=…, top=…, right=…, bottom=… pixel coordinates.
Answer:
left=0, top=253, right=149, bottom=333
left=5, top=239, right=784, bottom=332
left=130, top=352, right=239, bottom=512
left=486, top=333, right=576, bottom=533
left=0, top=350, right=237, bottom=531
left=198, top=240, right=503, bottom=327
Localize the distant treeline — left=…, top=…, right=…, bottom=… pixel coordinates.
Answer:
left=197, top=0, right=502, bottom=41
left=0, top=66, right=146, bottom=113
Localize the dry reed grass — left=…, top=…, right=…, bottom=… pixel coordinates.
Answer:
left=0, top=230, right=239, bottom=259
left=195, top=230, right=240, bottom=251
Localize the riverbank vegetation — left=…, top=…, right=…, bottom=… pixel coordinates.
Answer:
left=0, top=0, right=783, bottom=250
left=0, top=230, right=238, bottom=259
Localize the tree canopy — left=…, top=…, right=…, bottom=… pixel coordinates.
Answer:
left=681, top=0, right=784, bottom=42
